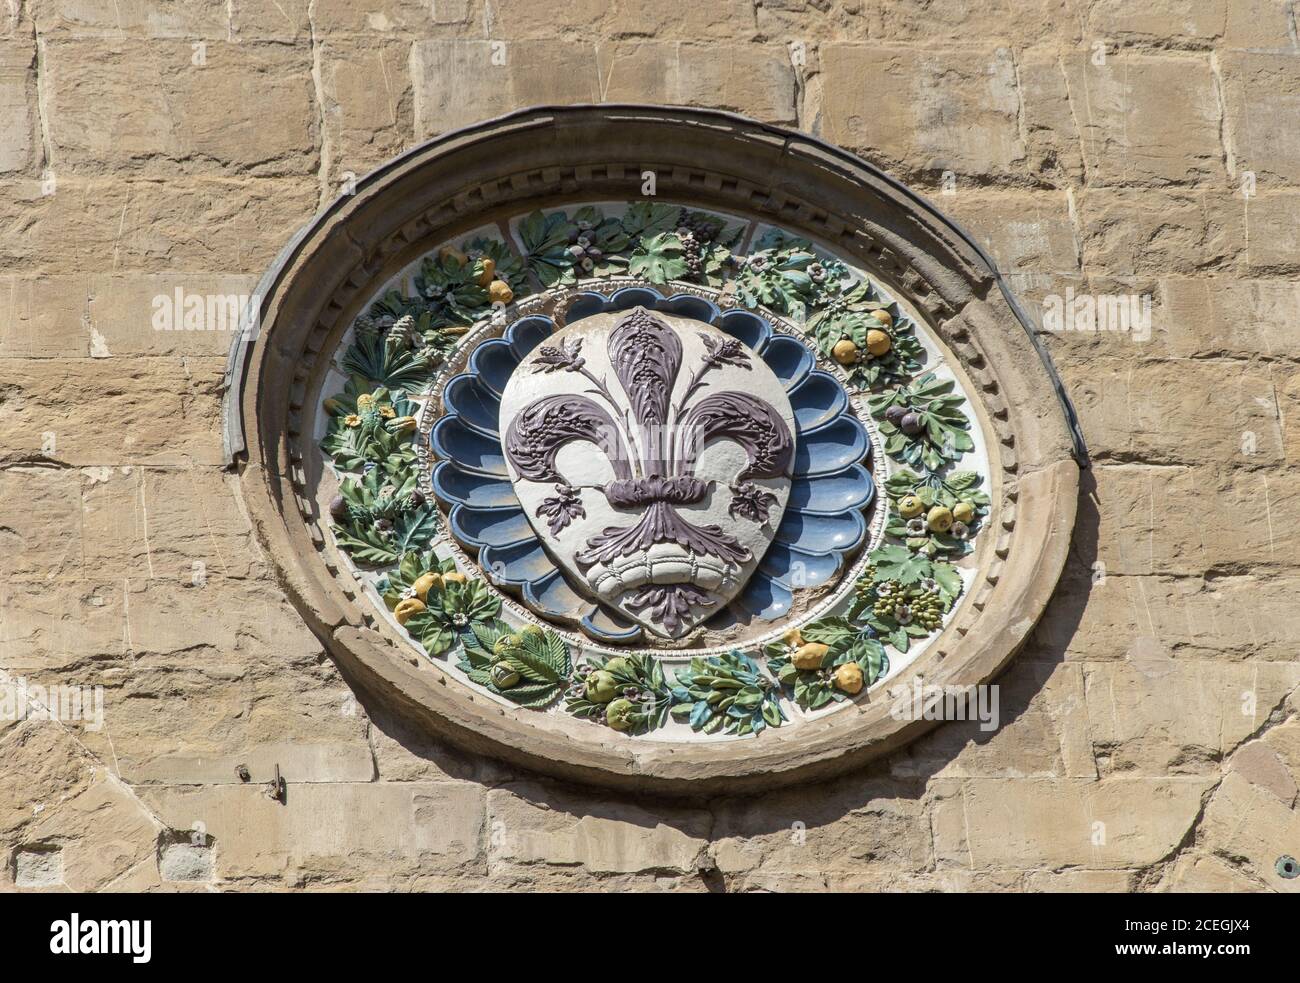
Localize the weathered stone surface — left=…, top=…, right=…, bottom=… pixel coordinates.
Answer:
left=0, top=177, right=319, bottom=274
left=486, top=784, right=709, bottom=874
left=1061, top=52, right=1223, bottom=187
left=1219, top=53, right=1300, bottom=186
left=932, top=777, right=1212, bottom=869
left=1036, top=568, right=1300, bottom=664
left=138, top=782, right=486, bottom=882
left=1077, top=190, right=1244, bottom=275
left=596, top=42, right=797, bottom=123
left=1061, top=358, right=1284, bottom=465
left=0, top=273, right=259, bottom=357
left=943, top=192, right=1079, bottom=273
left=0, top=358, right=227, bottom=465
left=0, top=41, right=35, bottom=175
left=44, top=40, right=317, bottom=178
left=821, top=44, right=1026, bottom=178
left=1083, top=661, right=1300, bottom=775
left=27, top=0, right=229, bottom=38
left=317, top=38, right=414, bottom=188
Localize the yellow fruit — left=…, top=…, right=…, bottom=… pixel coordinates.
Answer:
left=791, top=642, right=829, bottom=670
left=476, top=256, right=496, bottom=286
left=831, top=339, right=860, bottom=365
left=833, top=662, right=864, bottom=694
left=927, top=505, right=954, bottom=533
left=411, top=572, right=442, bottom=602
left=442, top=571, right=467, bottom=585
left=866, top=329, right=891, bottom=357
left=387, top=415, right=418, bottom=436
left=781, top=628, right=803, bottom=648
left=953, top=501, right=976, bottom=523
left=488, top=280, right=514, bottom=305
left=870, top=308, right=894, bottom=328
left=394, top=598, right=426, bottom=625
left=899, top=494, right=924, bottom=519
left=437, top=246, right=468, bottom=268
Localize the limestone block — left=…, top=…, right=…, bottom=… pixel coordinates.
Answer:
left=0, top=177, right=319, bottom=274
left=43, top=40, right=318, bottom=177
left=1061, top=358, right=1284, bottom=465
left=0, top=273, right=261, bottom=358
left=27, top=0, right=229, bottom=38
left=0, top=357, right=227, bottom=466
left=486, top=783, right=709, bottom=874
left=596, top=42, right=797, bottom=123
left=1083, top=661, right=1300, bottom=774
left=1061, top=51, right=1223, bottom=187
left=931, top=776, right=1213, bottom=868
left=942, top=191, right=1079, bottom=274
left=317, top=38, right=414, bottom=187
left=0, top=41, right=35, bottom=174
left=80, top=468, right=266, bottom=582
left=1077, top=190, right=1244, bottom=275
left=1219, top=52, right=1300, bottom=185
left=139, top=782, right=486, bottom=881
left=821, top=44, right=1026, bottom=178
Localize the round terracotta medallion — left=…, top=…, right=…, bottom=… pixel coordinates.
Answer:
left=227, top=107, right=1081, bottom=793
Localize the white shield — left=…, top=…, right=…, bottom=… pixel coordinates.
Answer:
left=498, top=307, right=796, bottom=639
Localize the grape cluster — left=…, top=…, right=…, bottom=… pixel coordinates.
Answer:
left=867, top=580, right=945, bottom=630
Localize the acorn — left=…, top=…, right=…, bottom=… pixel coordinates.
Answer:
left=884, top=404, right=909, bottom=426
left=900, top=412, right=924, bottom=436
left=488, top=280, right=514, bottom=305
left=437, top=246, right=468, bottom=269
left=585, top=670, right=619, bottom=704
left=870, top=308, right=894, bottom=329
left=953, top=501, right=976, bottom=524
left=832, top=662, right=865, bottom=695
left=442, top=571, right=468, bottom=585
left=394, top=597, right=426, bottom=625
left=791, top=642, right=829, bottom=670
left=831, top=339, right=860, bottom=365
left=866, top=329, right=892, bottom=357
left=605, top=698, right=636, bottom=732
left=927, top=505, right=954, bottom=533
left=476, top=256, right=496, bottom=287
left=411, top=572, right=442, bottom=602
left=898, top=494, right=924, bottom=519
left=328, top=495, right=349, bottom=523
left=490, top=662, right=521, bottom=689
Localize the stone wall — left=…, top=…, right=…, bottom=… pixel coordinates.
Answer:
left=1, top=0, right=1297, bottom=892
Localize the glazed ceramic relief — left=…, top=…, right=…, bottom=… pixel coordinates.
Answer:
left=314, top=202, right=991, bottom=740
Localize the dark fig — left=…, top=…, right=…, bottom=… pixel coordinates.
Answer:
left=900, top=412, right=924, bottom=436
left=884, top=404, right=909, bottom=426
left=328, top=495, right=348, bottom=523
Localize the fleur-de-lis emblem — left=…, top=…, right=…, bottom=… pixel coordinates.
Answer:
left=502, top=307, right=795, bottom=638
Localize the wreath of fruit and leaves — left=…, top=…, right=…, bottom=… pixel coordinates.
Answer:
left=883, top=468, right=989, bottom=557
left=565, top=654, right=674, bottom=735
left=869, top=372, right=974, bottom=472
left=328, top=468, right=439, bottom=567
left=320, top=381, right=420, bottom=478
left=808, top=291, right=926, bottom=390
left=456, top=621, right=572, bottom=709
left=516, top=204, right=741, bottom=290
left=765, top=618, right=889, bottom=711
left=669, top=651, right=785, bottom=736
left=840, top=546, right=965, bottom=653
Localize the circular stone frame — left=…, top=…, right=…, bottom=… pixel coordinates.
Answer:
left=226, top=106, right=1080, bottom=796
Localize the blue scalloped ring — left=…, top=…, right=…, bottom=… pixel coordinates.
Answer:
left=430, top=287, right=875, bottom=644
